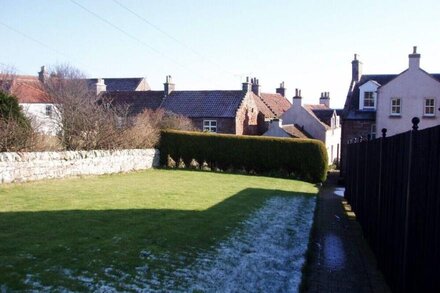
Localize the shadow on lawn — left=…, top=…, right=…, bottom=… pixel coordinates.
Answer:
left=0, top=188, right=315, bottom=290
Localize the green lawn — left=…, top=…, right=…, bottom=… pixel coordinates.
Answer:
left=0, top=169, right=318, bottom=291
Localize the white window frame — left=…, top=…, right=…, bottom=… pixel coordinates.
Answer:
left=363, top=91, right=375, bottom=109
left=371, top=124, right=376, bottom=139
left=359, top=80, right=379, bottom=111
left=45, top=105, right=53, bottom=117
left=390, top=98, right=401, bottom=116
left=203, top=119, right=217, bottom=132
left=424, top=98, right=435, bottom=117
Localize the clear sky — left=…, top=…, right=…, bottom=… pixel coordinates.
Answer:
left=1, top=0, right=440, bottom=108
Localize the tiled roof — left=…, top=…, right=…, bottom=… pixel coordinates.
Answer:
left=252, top=94, right=276, bottom=118
left=312, top=109, right=334, bottom=126
left=282, top=124, right=311, bottom=138
left=259, top=93, right=291, bottom=117
left=4, top=76, right=51, bottom=103
left=162, top=90, right=245, bottom=118
left=102, top=91, right=163, bottom=115
left=87, top=78, right=148, bottom=91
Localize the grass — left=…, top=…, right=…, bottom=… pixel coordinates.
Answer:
left=0, top=169, right=318, bottom=291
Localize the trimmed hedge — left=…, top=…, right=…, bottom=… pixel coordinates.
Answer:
left=159, top=130, right=328, bottom=183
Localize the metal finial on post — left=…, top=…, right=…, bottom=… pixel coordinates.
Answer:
left=382, top=128, right=387, bottom=138
left=411, top=117, right=420, bottom=131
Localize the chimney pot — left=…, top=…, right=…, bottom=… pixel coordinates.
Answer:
left=409, top=46, right=421, bottom=70
left=276, top=81, right=286, bottom=97
left=351, top=54, right=362, bottom=82
left=251, top=77, right=261, bottom=96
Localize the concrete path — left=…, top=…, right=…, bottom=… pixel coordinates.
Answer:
left=303, top=172, right=390, bottom=293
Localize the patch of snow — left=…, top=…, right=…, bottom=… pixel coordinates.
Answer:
left=187, top=196, right=315, bottom=293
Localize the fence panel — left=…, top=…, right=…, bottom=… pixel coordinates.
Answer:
left=345, top=124, right=440, bottom=292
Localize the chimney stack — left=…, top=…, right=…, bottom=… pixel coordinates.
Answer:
left=292, top=88, right=302, bottom=107
left=242, top=76, right=252, bottom=93
left=351, top=54, right=362, bottom=83
left=95, top=78, right=107, bottom=95
left=409, top=46, right=421, bottom=70
left=38, top=66, right=48, bottom=83
left=276, top=81, right=286, bottom=97
left=251, top=77, right=261, bottom=96
left=319, top=91, right=330, bottom=107
left=164, top=75, right=175, bottom=97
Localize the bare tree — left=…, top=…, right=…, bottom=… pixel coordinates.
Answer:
left=43, top=64, right=121, bottom=150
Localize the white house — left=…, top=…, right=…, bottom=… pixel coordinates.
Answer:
left=376, top=47, right=440, bottom=136
left=8, top=70, right=60, bottom=136
left=280, top=90, right=342, bottom=164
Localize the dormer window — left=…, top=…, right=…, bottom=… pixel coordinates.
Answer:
left=359, top=80, right=379, bottom=111
left=363, top=92, right=375, bottom=109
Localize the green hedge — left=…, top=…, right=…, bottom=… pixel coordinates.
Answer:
left=159, top=130, right=328, bottom=182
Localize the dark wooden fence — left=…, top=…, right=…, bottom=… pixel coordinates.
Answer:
left=345, top=119, right=440, bottom=292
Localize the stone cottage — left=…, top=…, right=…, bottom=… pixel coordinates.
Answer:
left=103, top=76, right=291, bottom=135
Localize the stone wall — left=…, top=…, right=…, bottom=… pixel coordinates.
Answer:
left=0, top=149, right=159, bottom=184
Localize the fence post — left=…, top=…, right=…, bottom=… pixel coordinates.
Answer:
left=402, top=117, right=419, bottom=291
left=377, top=128, right=387, bottom=251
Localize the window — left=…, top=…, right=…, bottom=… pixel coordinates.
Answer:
left=371, top=124, right=376, bottom=139
left=390, top=98, right=401, bottom=116
left=363, top=92, right=375, bottom=109
left=203, top=120, right=217, bottom=132
left=424, top=98, right=435, bottom=116
left=45, top=105, right=53, bottom=117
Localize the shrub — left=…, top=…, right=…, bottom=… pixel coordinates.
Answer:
left=0, top=92, right=34, bottom=152
left=159, top=130, right=328, bottom=182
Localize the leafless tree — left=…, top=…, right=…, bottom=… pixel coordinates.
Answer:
left=43, top=64, right=122, bottom=150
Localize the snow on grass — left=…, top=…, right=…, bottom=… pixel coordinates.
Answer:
left=23, top=195, right=316, bottom=292
left=187, top=195, right=316, bottom=292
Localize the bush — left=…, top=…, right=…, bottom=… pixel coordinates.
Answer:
left=159, top=130, right=328, bottom=182
left=0, top=92, right=34, bottom=152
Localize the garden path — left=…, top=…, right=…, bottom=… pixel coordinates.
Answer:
left=303, top=172, right=390, bottom=292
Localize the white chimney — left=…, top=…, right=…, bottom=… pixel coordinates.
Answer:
left=292, top=88, right=302, bottom=108
left=95, top=78, right=107, bottom=95
left=408, top=46, right=420, bottom=70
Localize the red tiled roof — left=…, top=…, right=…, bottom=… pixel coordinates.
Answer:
left=282, top=124, right=311, bottom=138
left=251, top=93, right=275, bottom=118
left=5, top=76, right=51, bottom=103
left=260, top=93, right=291, bottom=117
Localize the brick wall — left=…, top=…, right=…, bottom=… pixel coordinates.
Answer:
left=235, top=93, right=260, bottom=135
left=340, top=119, right=375, bottom=176
left=190, top=118, right=235, bottom=134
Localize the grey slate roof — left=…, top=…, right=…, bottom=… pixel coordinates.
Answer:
left=103, top=90, right=247, bottom=118
left=311, top=109, right=335, bottom=126
left=103, top=91, right=163, bottom=115
left=88, top=78, right=145, bottom=91
left=162, top=90, right=245, bottom=118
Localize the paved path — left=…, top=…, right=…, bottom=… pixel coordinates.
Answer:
left=303, top=172, right=390, bottom=293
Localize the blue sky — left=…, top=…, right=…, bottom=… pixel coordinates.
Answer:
left=1, top=0, right=440, bottom=108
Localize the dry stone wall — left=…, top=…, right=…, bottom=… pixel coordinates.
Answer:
left=0, top=149, right=159, bottom=184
